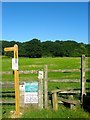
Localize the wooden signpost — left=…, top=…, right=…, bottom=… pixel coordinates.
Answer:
left=4, top=44, right=20, bottom=116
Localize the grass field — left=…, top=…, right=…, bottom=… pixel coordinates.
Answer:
left=1, top=56, right=90, bottom=118
left=2, top=56, right=89, bottom=81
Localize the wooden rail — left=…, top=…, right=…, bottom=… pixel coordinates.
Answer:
left=51, top=89, right=80, bottom=94
left=49, top=79, right=80, bottom=83
left=1, top=68, right=90, bottom=75
left=0, top=100, right=15, bottom=104
left=49, top=69, right=80, bottom=72
left=0, top=70, right=38, bottom=75
left=49, top=68, right=90, bottom=72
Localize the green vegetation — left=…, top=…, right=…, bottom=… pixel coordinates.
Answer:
left=22, top=105, right=90, bottom=118
left=2, top=104, right=90, bottom=118
left=2, top=56, right=89, bottom=82
left=1, top=39, right=90, bottom=57
left=2, top=105, right=15, bottom=118
left=1, top=57, right=90, bottom=118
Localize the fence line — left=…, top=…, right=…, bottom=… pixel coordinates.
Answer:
left=1, top=55, right=90, bottom=110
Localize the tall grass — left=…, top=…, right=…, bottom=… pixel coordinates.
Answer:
left=22, top=105, right=90, bottom=118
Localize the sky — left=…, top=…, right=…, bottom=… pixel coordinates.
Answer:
left=2, top=2, right=88, bottom=44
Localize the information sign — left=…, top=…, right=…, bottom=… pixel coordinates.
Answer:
left=38, top=71, right=43, bottom=79
left=24, top=82, right=38, bottom=103
left=12, top=58, right=18, bottom=70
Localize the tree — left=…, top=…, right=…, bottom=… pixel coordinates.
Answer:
left=1, top=39, right=88, bottom=58
left=25, top=39, right=42, bottom=58
left=42, top=41, right=54, bottom=57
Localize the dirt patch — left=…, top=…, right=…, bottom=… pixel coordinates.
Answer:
left=10, top=111, right=22, bottom=118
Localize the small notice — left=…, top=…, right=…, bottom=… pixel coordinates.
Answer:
left=19, top=84, right=25, bottom=92
left=12, top=58, right=18, bottom=70
left=24, top=82, right=38, bottom=104
left=38, top=71, right=43, bottom=79
left=24, top=92, right=38, bottom=103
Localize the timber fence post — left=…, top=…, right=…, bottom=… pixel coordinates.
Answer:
left=44, top=65, right=48, bottom=109
left=38, top=71, right=43, bottom=109
left=52, top=92, right=58, bottom=111
left=81, top=54, right=86, bottom=103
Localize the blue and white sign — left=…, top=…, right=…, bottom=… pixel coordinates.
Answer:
left=25, top=82, right=38, bottom=92
left=24, top=82, right=38, bottom=104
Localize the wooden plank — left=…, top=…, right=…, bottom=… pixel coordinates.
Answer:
left=0, top=71, right=12, bottom=75
left=0, top=100, right=15, bottom=104
left=1, top=81, right=37, bottom=86
left=1, top=68, right=90, bottom=75
left=51, top=89, right=80, bottom=94
left=0, top=82, right=14, bottom=85
left=49, top=69, right=80, bottom=72
left=49, top=79, right=80, bottom=83
left=2, top=93, right=15, bottom=96
left=1, top=82, right=14, bottom=88
left=59, top=90, right=80, bottom=94
left=0, top=70, right=38, bottom=75
left=2, top=85, right=14, bottom=88
left=81, top=55, right=86, bottom=103
left=1, top=81, right=37, bottom=88
left=44, top=65, right=48, bottom=109
left=19, top=70, right=38, bottom=74
left=49, top=68, right=90, bottom=72
left=58, top=97, right=79, bottom=105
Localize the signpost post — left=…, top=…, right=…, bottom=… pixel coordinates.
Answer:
left=4, top=44, right=20, bottom=116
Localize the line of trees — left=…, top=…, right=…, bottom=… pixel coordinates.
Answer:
left=1, top=39, right=90, bottom=57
